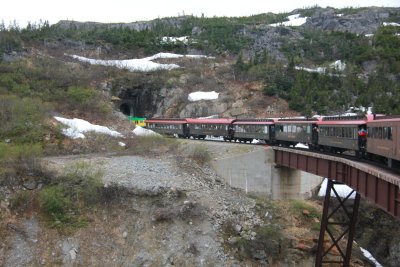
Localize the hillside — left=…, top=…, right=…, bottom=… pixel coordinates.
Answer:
left=1, top=6, right=400, bottom=119
left=1, top=6, right=400, bottom=266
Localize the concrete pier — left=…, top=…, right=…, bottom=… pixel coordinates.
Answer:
left=212, top=146, right=323, bottom=199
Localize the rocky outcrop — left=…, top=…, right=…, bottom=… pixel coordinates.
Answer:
left=303, top=7, right=400, bottom=34
left=55, top=16, right=190, bottom=31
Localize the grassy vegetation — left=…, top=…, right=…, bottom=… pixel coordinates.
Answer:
left=38, top=162, right=103, bottom=228
left=188, top=144, right=211, bottom=165
left=290, top=200, right=320, bottom=218
left=123, top=135, right=178, bottom=156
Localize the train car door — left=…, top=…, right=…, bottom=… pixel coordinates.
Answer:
left=311, top=124, right=318, bottom=145
left=395, top=124, right=399, bottom=159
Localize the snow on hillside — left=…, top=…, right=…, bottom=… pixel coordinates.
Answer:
left=269, top=14, right=308, bottom=27
left=295, top=66, right=326, bottom=74
left=295, top=60, right=346, bottom=74
left=132, top=126, right=160, bottom=136
left=188, top=91, right=219, bottom=101
left=383, top=22, right=400, bottom=26
left=330, top=60, right=346, bottom=71
left=161, top=36, right=189, bottom=44
left=71, top=52, right=213, bottom=72
left=360, top=247, right=383, bottom=267
left=54, top=116, right=122, bottom=139
left=318, top=178, right=356, bottom=199
left=142, top=52, right=214, bottom=61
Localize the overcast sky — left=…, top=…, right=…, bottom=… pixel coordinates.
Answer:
left=2, top=0, right=399, bottom=28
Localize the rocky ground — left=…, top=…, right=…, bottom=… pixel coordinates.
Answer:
left=0, top=138, right=387, bottom=266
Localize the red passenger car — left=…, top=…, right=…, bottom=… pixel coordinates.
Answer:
left=232, top=119, right=276, bottom=144
left=145, top=118, right=188, bottom=138
left=185, top=118, right=235, bottom=140
left=275, top=118, right=319, bottom=148
left=367, top=116, right=400, bottom=168
left=317, top=115, right=371, bottom=156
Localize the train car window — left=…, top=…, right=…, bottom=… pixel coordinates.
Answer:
left=388, top=127, right=393, bottom=140
left=307, top=125, right=311, bottom=134
left=283, top=125, right=288, bottom=133
left=264, top=126, right=268, bottom=134
left=321, top=127, right=326, bottom=136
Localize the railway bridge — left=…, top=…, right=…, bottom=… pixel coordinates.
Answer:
left=274, top=147, right=400, bottom=267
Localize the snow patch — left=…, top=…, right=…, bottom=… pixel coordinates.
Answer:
left=295, top=143, right=309, bottom=149
left=161, top=36, right=189, bottom=44
left=295, top=66, right=326, bottom=74
left=71, top=52, right=214, bottom=72
left=330, top=60, right=346, bottom=71
left=132, top=126, right=160, bottom=136
left=383, top=22, right=400, bottom=27
left=54, top=116, right=123, bottom=139
left=71, top=55, right=180, bottom=72
left=188, top=91, right=219, bottom=102
left=318, top=178, right=356, bottom=199
left=295, top=60, right=346, bottom=74
left=269, top=14, right=307, bottom=27
left=360, top=247, right=383, bottom=267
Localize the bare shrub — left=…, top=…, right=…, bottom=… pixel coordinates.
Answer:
left=189, top=144, right=211, bottom=165
left=124, top=135, right=178, bottom=155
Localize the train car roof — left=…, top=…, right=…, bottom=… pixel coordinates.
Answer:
left=367, top=115, right=400, bottom=124
left=318, top=120, right=367, bottom=125
left=318, top=114, right=374, bottom=125
left=275, top=118, right=318, bottom=124
left=185, top=118, right=236, bottom=124
left=145, top=118, right=186, bottom=124
left=233, top=119, right=275, bottom=125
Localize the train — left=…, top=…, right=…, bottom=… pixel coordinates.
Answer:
left=128, top=116, right=146, bottom=127
left=144, top=115, right=400, bottom=169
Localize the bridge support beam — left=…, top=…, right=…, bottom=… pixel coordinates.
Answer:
left=274, top=147, right=400, bottom=220
left=315, top=179, right=361, bottom=267
left=273, top=147, right=399, bottom=266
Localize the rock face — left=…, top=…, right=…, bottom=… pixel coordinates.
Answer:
left=303, top=7, right=399, bottom=34
left=55, top=16, right=190, bottom=32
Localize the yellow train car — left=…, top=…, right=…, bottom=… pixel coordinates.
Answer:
left=128, top=116, right=146, bottom=127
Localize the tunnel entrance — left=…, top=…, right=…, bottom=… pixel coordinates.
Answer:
left=120, top=102, right=132, bottom=116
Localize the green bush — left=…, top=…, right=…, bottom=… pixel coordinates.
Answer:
left=0, top=94, right=49, bottom=143
left=0, top=143, right=42, bottom=185
left=66, top=86, right=112, bottom=116
left=59, top=161, right=103, bottom=206
left=39, top=185, right=71, bottom=223
left=38, top=162, right=103, bottom=228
